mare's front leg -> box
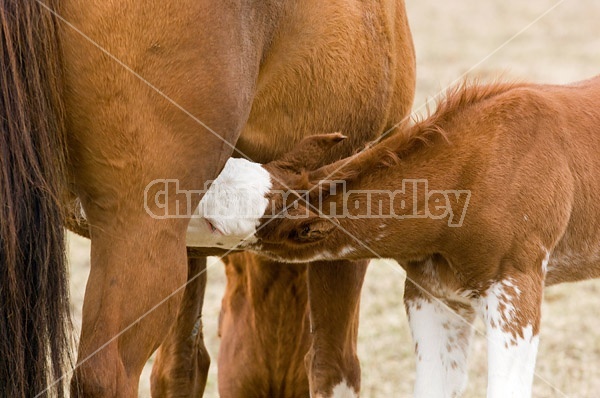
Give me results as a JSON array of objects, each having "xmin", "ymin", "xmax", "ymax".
[
  {"xmin": 404, "ymin": 280, "xmax": 475, "ymax": 398},
  {"xmin": 306, "ymin": 260, "xmax": 368, "ymax": 398},
  {"xmin": 150, "ymin": 256, "xmax": 210, "ymax": 397},
  {"xmin": 477, "ymin": 268, "xmax": 544, "ymax": 398}
]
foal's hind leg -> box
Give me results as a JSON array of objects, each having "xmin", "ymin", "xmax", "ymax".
[
  {"xmin": 150, "ymin": 256, "xmax": 210, "ymax": 397},
  {"xmin": 404, "ymin": 281, "xmax": 475, "ymax": 398},
  {"xmin": 306, "ymin": 260, "xmax": 368, "ymax": 398}
]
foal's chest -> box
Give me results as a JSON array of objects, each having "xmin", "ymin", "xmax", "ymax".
[{"xmin": 403, "ymin": 256, "xmax": 476, "ymax": 304}]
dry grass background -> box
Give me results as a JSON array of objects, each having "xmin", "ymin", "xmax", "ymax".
[{"xmin": 68, "ymin": 0, "xmax": 600, "ymax": 396}]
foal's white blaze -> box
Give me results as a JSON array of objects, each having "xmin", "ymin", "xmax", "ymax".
[
  {"xmin": 480, "ymin": 280, "xmax": 539, "ymax": 398},
  {"xmin": 407, "ymin": 298, "xmax": 473, "ymax": 398},
  {"xmin": 186, "ymin": 158, "xmax": 271, "ymax": 249}
]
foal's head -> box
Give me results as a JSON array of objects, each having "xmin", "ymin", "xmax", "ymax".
[
  {"xmin": 196, "ymin": 134, "xmax": 348, "ymax": 254},
  {"xmin": 256, "ymin": 134, "xmax": 350, "ymax": 258}
]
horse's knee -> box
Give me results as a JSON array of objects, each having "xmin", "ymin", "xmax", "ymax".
[
  {"xmin": 151, "ymin": 349, "xmax": 210, "ymax": 397},
  {"xmin": 305, "ymin": 261, "xmax": 365, "ymax": 396},
  {"xmin": 304, "ymin": 343, "xmax": 361, "ymax": 398},
  {"xmin": 71, "ymin": 352, "xmax": 130, "ymax": 398},
  {"xmin": 194, "ymin": 329, "xmax": 211, "ymax": 378},
  {"xmin": 71, "ymin": 378, "xmax": 114, "ymax": 398},
  {"xmin": 151, "ymin": 255, "xmax": 210, "ymax": 397},
  {"xmin": 189, "ymin": 327, "xmax": 211, "ymax": 395},
  {"xmin": 151, "ymin": 324, "xmax": 211, "ymax": 397}
]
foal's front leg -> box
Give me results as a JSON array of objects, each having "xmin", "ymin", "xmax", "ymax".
[
  {"xmin": 477, "ymin": 272, "xmax": 544, "ymax": 398},
  {"xmin": 404, "ymin": 280, "xmax": 475, "ymax": 398}
]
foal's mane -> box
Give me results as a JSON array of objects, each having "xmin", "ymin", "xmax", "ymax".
[
  {"xmin": 393, "ymin": 79, "xmax": 525, "ymax": 155},
  {"xmin": 311, "ymin": 80, "xmax": 525, "ymax": 184}
]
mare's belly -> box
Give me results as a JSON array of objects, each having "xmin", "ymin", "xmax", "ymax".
[{"xmin": 235, "ymin": 1, "xmax": 404, "ymax": 163}]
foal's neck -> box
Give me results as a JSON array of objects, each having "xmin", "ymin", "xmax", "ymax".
[{"xmin": 317, "ymin": 133, "xmax": 465, "ymax": 261}]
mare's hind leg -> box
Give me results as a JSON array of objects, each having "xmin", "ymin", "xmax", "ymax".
[
  {"xmin": 150, "ymin": 256, "xmax": 210, "ymax": 397},
  {"xmin": 71, "ymin": 211, "xmax": 191, "ymax": 397},
  {"xmin": 306, "ymin": 260, "xmax": 368, "ymax": 398},
  {"xmin": 404, "ymin": 281, "xmax": 475, "ymax": 398},
  {"xmin": 69, "ymin": 117, "xmax": 244, "ymax": 397}
]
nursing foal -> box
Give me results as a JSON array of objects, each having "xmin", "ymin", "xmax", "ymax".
[{"xmin": 201, "ymin": 76, "xmax": 600, "ymax": 397}]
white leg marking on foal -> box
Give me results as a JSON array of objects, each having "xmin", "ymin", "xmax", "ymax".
[
  {"xmin": 480, "ymin": 280, "xmax": 539, "ymax": 398},
  {"xmin": 186, "ymin": 158, "xmax": 271, "ymax": 248},
  {"xmin": 407, "ymin": 298, "xmax": 473, "ymax": 398}
]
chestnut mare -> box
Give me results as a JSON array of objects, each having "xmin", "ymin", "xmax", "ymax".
[
  {"xmin": 1, "ymin": 0, "xmax": 414, "ymax": 396},
  {"xmin": 202, "ymin": 76, "xmax": 600, "ymax": 397}
]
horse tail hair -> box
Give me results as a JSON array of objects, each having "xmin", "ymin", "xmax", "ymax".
[{"xmin": 0, "ymin": 1, "xmax": 72, "ymax": 396}]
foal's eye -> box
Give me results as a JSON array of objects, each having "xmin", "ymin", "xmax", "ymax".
[{"xmin": 206, "ymin": 219, "xmax": 218, "ymax": 233}]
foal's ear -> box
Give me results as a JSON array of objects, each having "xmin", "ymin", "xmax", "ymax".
[
  {"xmin": 290, "ymin": 217, "xmax": 336, "ymax": 243},
  {"xmin": 276, "ymin": 133, "xmax": 347, "ymax": 171}
]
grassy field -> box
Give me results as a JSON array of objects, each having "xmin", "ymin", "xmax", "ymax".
[{"xmin": 68, "ymin": 0, "xmax": 600, "ymax": 396}]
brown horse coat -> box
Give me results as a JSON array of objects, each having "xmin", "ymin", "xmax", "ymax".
[
  {"xmin": 218, "ymin": 253, "xmax": 311, "ymax": 398},
  {"xmin": 0, "ymin": 0, "xmax": 415, "ymax": 397}
]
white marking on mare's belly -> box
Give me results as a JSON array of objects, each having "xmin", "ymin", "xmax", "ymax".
[{"xmin": 185, "ymin": 158, "xmax": 271, "ymax": 249}]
